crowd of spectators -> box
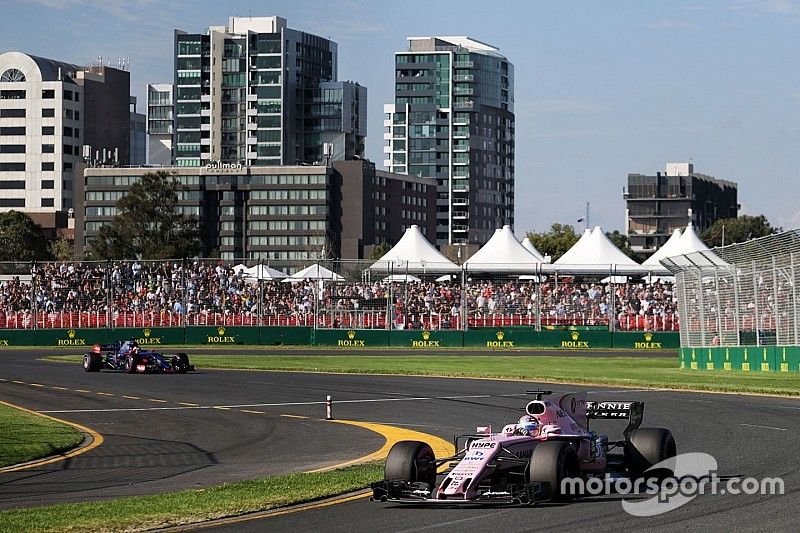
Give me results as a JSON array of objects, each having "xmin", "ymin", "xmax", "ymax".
[{"xmin": 0, "ymin": 261, "xmax": 679, "ymax": 330}]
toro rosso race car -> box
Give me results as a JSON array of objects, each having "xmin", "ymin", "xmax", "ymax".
[
  {"xmin": 82, "ymin": 339, "xmax": 195, "ymax": 374},
  {"xmin": 372, "ymin": 390, "xmax": 676, "ymax": 505}
]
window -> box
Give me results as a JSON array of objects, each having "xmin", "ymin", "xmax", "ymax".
[
  {"xmin": 42, "ymin": 144, "xmax": 55, "ymax": 153},
  {"xmin": 0, "ymin": 69, "xmax": 25, "ymax": 82},
  {"xmin": 0, "ymin": 90, "xmax": 25, "ymax": 99},
  {"xmin": 0, "ymin": 109, "xmax": 25, "ymax": 118},
  {"xmin": 42, "ymin": 126, "xmax": 54, "ymax": 135},
  {"xmin": 0, "ymin": 145, "xmax": 24, "ymax": 153},
  {"xmin": 42, "ymin": 89, "xmax": 55, "ymax": 99},
  {"xmin": 42, "ymin": 108, "xmax": 55, "ymax": 117},
  {"xmin": 63, "ymin": 126, "xmax": 73, "ymax": 137},
  {"xmin": 0, "ymin": 199, "xmax": 25, "ymax": 207},
  {"xmin": 63, "ymin": 90, "xmax": 72, "ymax": 101},
  {"xmin": 0, "ymin": 126, "xmax": 25, "ymax": 135},
  {"xmin": 41, "ymin": 198, "xmax": 54, "ymax": 207},
  {"xmin": 62, "ymin": 179, "xmax": 72, "ymax": 191},
  {"xmin": 0, "ymin": 181, "xmax": 25, "ymax": 189},
  {"xmin": 74, "ymin": 111, "xmax": 80, "ymax": 120},
  {"xmin": 64, "ymin": 162, "xmax": 73, "ymax": 170},
  {"xmin": 41, "ymin": 180, "xmax": 54, "ymax": 189},
  {"xmin": 0, "ymin": 163, "xmax": 24, "ymax": 171}
]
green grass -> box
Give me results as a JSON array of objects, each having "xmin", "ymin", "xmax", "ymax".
[
  {"xmin": 46, "ymin": 354, "xmax": 800, "ymax": 396},
  {"xmin": 0, "ymin": 463, "xmax": 382, "ymax": 533},
  {"xmin": 0, "ymin": 403, "xmax": 84, "ymax": 468}
]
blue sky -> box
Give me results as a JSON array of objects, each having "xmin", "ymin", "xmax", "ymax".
[{"xmin": 3, "ymin": 0, "xmax": 799, "ymax": 234}]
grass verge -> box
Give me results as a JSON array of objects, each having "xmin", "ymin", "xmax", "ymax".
[
  {"xmin": 45, "ymin": 354, "xmax": 800, "ymax": 396},
  {"xmin": 0, "ymin": 463, "xmax": 381, "ymax": 533},
  {"xmin": 0, "ymin": 402, "xmax": 83, "ymax": 468}
]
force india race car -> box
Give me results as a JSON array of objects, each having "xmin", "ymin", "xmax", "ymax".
[
  {"xmin": 82, "ymin": 339, "xmax": 195, "ymax": 374},
  {"xmin": 372, "ymin": 390, "xmax": 676, "ymax": 505}
]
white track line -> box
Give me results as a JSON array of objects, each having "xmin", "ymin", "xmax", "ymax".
[
  {"xmin": 738, "ymin": 423, "xmax": 788, "ymax": 431},
  {"xmin": 38, "ymin": 394, "xmax": 491, "ymax": 414}
]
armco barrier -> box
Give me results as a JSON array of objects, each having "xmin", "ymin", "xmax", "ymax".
[
  {"xmin": 113, "ymin": 327, "xmax": 185, "ymax": 347},
  {"xmin": 463, "ymin": 328, "xmax": 538, "ymax": 349},
  {"xmin": 185, "ymin": 326, "xmax": 260, "ymax": 345},
  {"xmin": 538, "ymin": 329, "xmax": 613, "ymax": 349},
  {"xmin": 390, "ymin": 329, "xmax": 463, "ymax": 348},
  {"xmin": 312, "ymin": 328, "xmax": 390, "ymax": 347},
  {"xmin": 262, "ymin": 326, "xmax": 312, "ymax": 345},
  {"xmin": 612, "ymin": 331, "xmax": 680, "ymax": 350}
]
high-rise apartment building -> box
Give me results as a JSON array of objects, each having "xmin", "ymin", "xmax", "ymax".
[
  {"xmin": 0, "ymin": 51, "xmax": 132, "ymax": 236},
  {"xmin": 146, "ymin": 83, "xmax": 173, "ymax": 165},
  {"xmin": 625, "ymin": 163, "xmax": 739, "ymax": 254},
  {"xmin": 384, "ymin": 36, "xmax": 514, "ymax": 246},
  {"xmin": 171, "ymin": 16, "xmax": 366, "ymax": 168}
]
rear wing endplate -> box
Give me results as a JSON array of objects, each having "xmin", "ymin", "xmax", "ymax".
[{"xmin": 586, "ymin": 401, "xmax": 644, "ymax": 440}]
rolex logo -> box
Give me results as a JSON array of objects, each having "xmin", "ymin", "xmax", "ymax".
[
  {"xmin": 68, "ymin": 329, "xmax": 76, "ymax": 339},
  {"xmin": 422, "ymin": 331, "xmax": 431, "ymax": 341},
  {"xmin": 143, "ymin": 328, "xmax": 152, "ymax": 338},
  {"xmin": 570, "ymin": 331, "xmax": 579, "ymax": 341},
  {"xmin": 496, "ymin": 331, "xmax": 505, "ymax": 341},
  {"xmin": 347, "ymin": 330, "xmax": 356, "ymax": 340},
  {"xmin": 217, "ymin": 327, "xmax": 225, "ymax": 335},
  {"xmin": 644, "ymin": 332, "xmax": 653, "ymax": 342}
]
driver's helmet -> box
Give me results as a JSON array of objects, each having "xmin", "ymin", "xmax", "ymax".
[
  {"xmin": 517, "ymin": 415, "xmax": 540, "ymax": 436},
  {"xmin": 128, "ymin": 339, "xmax": 139, "ymax": 352}
]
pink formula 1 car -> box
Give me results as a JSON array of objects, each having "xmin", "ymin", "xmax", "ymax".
[{"xmin": 371, "ymin": 391, "xmax": 676, "ymax": 505}]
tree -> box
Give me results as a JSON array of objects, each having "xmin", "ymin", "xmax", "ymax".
[
  {"xmin": 0, "ymin": 211, "xmax": 53, "ymax": 261},
  {"xmin": 90, "ymin": 171, "xmax": 200, "ymax": 260},
  {"xmin": 701, "ymin": 215, "xmax": 777, "ymax": 248},
  {"xmin": 605, "ymin": 230, "xmax": 640, "ymax": 261},
  {"xmin": 526, "ymin": 223, "xmax": 581, "ymax": 262},
  {"xmin": 367, "ymin": 242, "xmax": 391, "ymax": 261},
  {"xmin": 50, "ymin": 235, "xmax": 75, "ymax": 261}
]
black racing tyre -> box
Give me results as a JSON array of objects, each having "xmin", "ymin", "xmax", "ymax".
[
  {"xmin": 384, "ymin": 440, "xmax": 437, "ymax": 489},
  {"xmin": 527, "ymin": 441, "xmax": 581, "ymax": 500},
  {"xmin": 177, "ymin": 353, "xmax": 190, "ymax": 373},
  {"xmin": 83, "ymin": 353, "xmax": 102, "ymax": 372},
  {"xmin": 624, "ymin": 428, "xmax": 677, "ymax": 478},
  {"xmin": 124, "ymin": 354, "xmax": 137, "ymax": 374}
]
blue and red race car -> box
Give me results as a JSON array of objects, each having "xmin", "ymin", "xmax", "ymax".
[{"xmin": 83, "ymin": 339, "xmax": 195, "ymax": 374}]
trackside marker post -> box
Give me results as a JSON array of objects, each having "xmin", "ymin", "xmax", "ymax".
[{"xmin": 326, "ymin": 395, "xmax": 333, "ymax": 420}]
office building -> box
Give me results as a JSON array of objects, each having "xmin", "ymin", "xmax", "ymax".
[
  {"xmin": 384, "ymin": 36, "xmax": 515, "ymax": 247},
  {"xmin": 625, "ymin": 163, "xmax": 739, "ymax": 254},
  {"xmin": 146, "ymin": 83, "xmax": 173, "ymax": 165},
  {"xmin": 130, "ymin": 96, "xmax": 146, "ymax": 165},
  {"xmin": 172, "ymin": 16, "xmax": 366, "ymax": 168},
  {"xmin": 0, "ymin": 51, "xmax": 132, "ymax": 236},
  {"xmin": 77, "ymin": 160, "xmax": 435, "ymax": 269}
]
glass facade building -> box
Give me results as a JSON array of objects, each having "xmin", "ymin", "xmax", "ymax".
[
  {"xmin": 384, "ymin": 36, "xmax": 514, "ymax": 246},
  {"xmin": 171, "ymin": 16, "xmax": 365, "ymax": 168}
]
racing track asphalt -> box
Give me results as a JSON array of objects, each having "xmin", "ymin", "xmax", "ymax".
[{"xmin": 1, "ymin": 347, "xmax": 798, "ymax": 533}]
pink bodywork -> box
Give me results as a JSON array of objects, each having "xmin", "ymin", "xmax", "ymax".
[{"xmin": 437, "ymin": 393, "xmax": 607, "ymax": 500}]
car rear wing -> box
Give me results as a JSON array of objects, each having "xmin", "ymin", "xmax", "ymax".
[{"xmin": 586, "ymin": 401, "xmax": 644, "ymax": 440}]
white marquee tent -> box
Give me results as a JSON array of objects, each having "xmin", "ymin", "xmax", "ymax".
[
  {"xmin": 243, "ymin": 264, "xmax": 287, "ymax": 280},
  {"xmin": 551, "ymin": 226, "xmax": 641, "ymax": 274},
  {"xmin": 643, "ymin": 228, "xmax": 684, "ymax": 266},
  {"xmin": 464, "ymin": 225, "xmax": 545, "ymax": 272},
  {"xmin": 283, "ymin": 263, "xmax": 344, "ymax": 282},
  {"xmin": 520, "ymin": 237, "xmax": 546, "ymax": 262},
  {"xmin": 369, "ymin": 224, "xmax": 459, "ymax": 274}
]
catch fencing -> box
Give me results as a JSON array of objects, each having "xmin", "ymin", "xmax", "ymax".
[{"xmin": 662, "ymin": 229, "xmax": 800, "ymax": 347}]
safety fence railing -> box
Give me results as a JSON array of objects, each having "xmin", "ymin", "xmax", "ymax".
[
  {"xmin": 662, "ymin": 228, "xmax": 800, "ymax": 347},
  {"xmin": 0, "ymin": 259, "xmax": 680, "ymax": 332}
]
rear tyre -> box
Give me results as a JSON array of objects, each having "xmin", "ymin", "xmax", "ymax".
[
  {"xmin": 624, "ymin": 428, "xmax": 676, "ymax": 479},
  {"xmin": 177, "ymin": 353, "xmax": 190, "ymax": 373},
  {"xmin": 384, "ymin": 440, "xmax": 437, "ymax": 490},
  {"xmin": 528, "ymin": 441, "xmax": 580, "ymax": 500},
  {"xmin": 83, "ymin": 353, "xmax": 102, "ymax": 372},
  {"xmin": 124, "ymin": 354, "xmax": 137, "ymax": 374}
]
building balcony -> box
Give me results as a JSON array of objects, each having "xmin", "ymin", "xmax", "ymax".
[
  {"xmin": 454, "ymin": 74, "xmax": 474, "ymax": 82},
  {"xmin": 247, "ymin": 136, "xmax": 257, "ymax": 144},
  {"xmin": 452, "ymin": 185, "xmax": 469, "ymax": 193},
  {"xmin": 453, "ymin": 225, "xmax": 469, "ymax": 233},
  {"xmin": 200, "ymin": 109, "xmax": 211, "ymax": 117},
  {"xmin": 453, "ymin": 101, "xmax": 474, "ymax": 110},
  {"xmin": 247, "ymin": 108, "xmax": 258, "ymax": 116},
  {"xmin": 200, "ymin": 94, "xmax": 211, "ymax": 103},
  {"xmin": 200, "ymin": 138, "xmax": 211, "ymax": 145},
  {"xmin": 383, "ymin": 158, "xmax": 392, "ymax": 167},
  {"xmin": 453, "ymin": 87, "xmax": 473, "ymax": 96},
  {"xmin": 453, "ymin": 211, "xmax": 468, "ymax": 219},
  {"xmin": 200, "ymin": 123, "xmax": 211, "ymax": 131},
  {"xmin": 454, "ymin": 61, "xmax": 474, "ymax": 68},
  {"xmin": 247, "ymin": 93, "xmax": 258, "ymax": 102}
]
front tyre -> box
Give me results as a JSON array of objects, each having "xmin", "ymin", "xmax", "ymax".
[
  {"xmin": 624, "ymin": 428, "xmax": 676, "ymax": 478},
  {"xmin": 123, "ymin": 355, "xmax": 137, "ymax": 374},
  {"xmin": 384, "ymin": 440, "xmax": 437, "ymax": 490},
  {"xmin": 528, "ymin": 441, "xmax": 580, "ymax": 500}
]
